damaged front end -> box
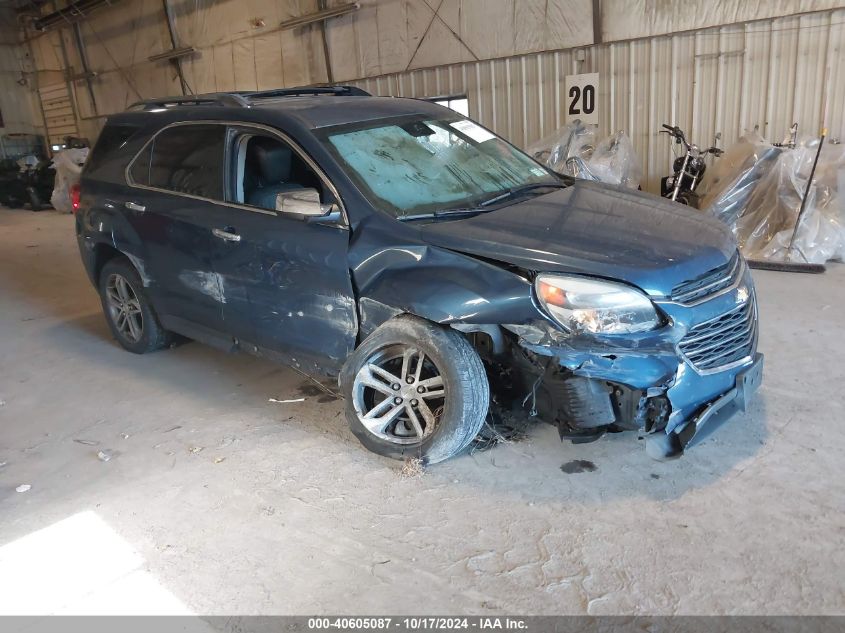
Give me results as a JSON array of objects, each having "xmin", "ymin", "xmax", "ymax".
[
  {"xmin": 350, "ymin": 185, "xmax": 763, "ymax": 461},
  {"xmin": 469, "ymin": 319, "xmax": 679, "ymax": 455},
  {"xmin": 464, "ymin": 258, "xmax": 763, "ymax": 460}
]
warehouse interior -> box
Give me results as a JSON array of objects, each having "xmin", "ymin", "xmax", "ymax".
[{"xmin": 1, "ymin": 0, "xmax": 844, "ymax": 621}]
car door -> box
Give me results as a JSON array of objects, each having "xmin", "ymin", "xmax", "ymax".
[
  {"xmin": 123, "ymin": 122, "xmax": 230, "ymax": 337},
  {"xmin": 210, "ymin": 124, "xmax": 357, "ymax": 373}
]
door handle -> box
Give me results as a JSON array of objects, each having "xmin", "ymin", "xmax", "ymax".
[
  {"xmin": 212, "ymin": 227, "xmax": 241, "ymax": 242},
  {"xmin": 124, "ymin": 201, "xmax": 145, "ymax": 212}
]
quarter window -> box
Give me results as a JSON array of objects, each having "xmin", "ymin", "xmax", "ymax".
[
  {"xmin": 129, "ymin": 143, "xmax": 152, "ymax": 186},
  {"xmin": 86, "ymin": 124, "xmax": 141, "ymax": 175}
]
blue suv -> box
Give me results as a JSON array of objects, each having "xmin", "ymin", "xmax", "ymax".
[{"xmin": 75, "ymin": 86, "xmax": 763, "ymax": 463}]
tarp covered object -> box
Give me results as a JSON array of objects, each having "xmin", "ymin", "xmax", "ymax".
[
  {"xmin": 526, "ymin": 121, "xmax": 642, "ymax": 189},
  {"xmin": 50, "ymin": 148, "xmax": 88, "ymax": 213},
  {"xmin": 698, "ymin": 134, "xmax": 845, "ymax": 264},
  {"xmin": 587, "ymin": 131, "xmax": 642, "ymax": 190}
]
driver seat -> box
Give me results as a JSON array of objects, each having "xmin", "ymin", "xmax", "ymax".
[{"xmin": 246, "ymin": 138, "xmax": 305, "ymax": 210}]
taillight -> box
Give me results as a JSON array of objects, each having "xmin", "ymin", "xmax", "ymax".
[{"xmin": 70, "ymin": 183, "xmax": 81, "ymax": 213}]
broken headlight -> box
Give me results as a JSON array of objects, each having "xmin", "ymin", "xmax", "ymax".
[{"xmin": 535, "ymin": 274, "xmax": 660, "ymax": 335}]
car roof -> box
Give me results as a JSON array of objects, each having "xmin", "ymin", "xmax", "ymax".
[
  {"xmin": 109, "ymin": 92, "xmax": 451, "ymax": 131},
  {"xmin": 249, "ymin": 95, "xmax": 448, "ymax": 128}
]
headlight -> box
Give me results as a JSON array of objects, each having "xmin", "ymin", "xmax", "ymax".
[{"xmin": 535, "ymin": 274, "xmax": 660, "ymax": 334}]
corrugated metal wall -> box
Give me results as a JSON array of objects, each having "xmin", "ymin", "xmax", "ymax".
[
  {"xmin": 351, "ymin": 9, "xmax": 845, "ymax": 193},
  {"xmin": 12, "ymin": 2, "xmax": 845, "ymax": 193}
]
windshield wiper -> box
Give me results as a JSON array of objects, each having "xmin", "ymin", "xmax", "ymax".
[
  {"xmin": 478, "ymin": 182, "xmax": 567, "ymax": 207},
  {"xmin": 398, "ymin": 183, "xmax": 568, "ymax": 221},
  {"xmin": 399, "ymin": 207, "xmax": 486, "ymax": 221}
]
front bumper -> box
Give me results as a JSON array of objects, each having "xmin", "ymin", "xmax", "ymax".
[
  {"xmin": 671, "ymin": 351, "xmax": 763, "ymax": 448},
  {"xmin": 503, "ymin": 266, "xmax": 761, "ymax": 455}
]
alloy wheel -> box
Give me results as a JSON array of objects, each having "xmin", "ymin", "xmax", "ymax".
[
  {"xmin": 105, "ymin": 273, "xmax": 144, "ymax": 343},
  {"xmin": 352, "ymin": 345, "xmax": 446, "ymax": 444}
]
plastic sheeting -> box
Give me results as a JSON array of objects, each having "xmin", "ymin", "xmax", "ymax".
[
  {"xmin": 698, "ymin": 135, "xmax": 845, "ymax": 264},
  {"xmin": 587, "ymin": 131, "xmax": 643, "ymax": 189},
  {"xmin": 50, "ymin": 148, "xmax": 88, "ymax": 213},
  {"xmin": 526, "ymin": 120, "xmax": 595, "ymax": 176},
  {"xmin": 526, "ymin": 121, "xmax": 642, "ymax": 189},
  {"xmin": 17, "ymin": 155, "xmax": 40, "ymax": 170}
]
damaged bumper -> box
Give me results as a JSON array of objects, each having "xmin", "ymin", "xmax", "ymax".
[
  {"xmin": 672, "ymin": 352, "xmax": 763, "ymax": 447},
  {"xmin": 501, "ymin": 274, "xmax": 762, "ymax": 457}
]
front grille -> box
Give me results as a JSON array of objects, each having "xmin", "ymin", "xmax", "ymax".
[
  {"xmin": 678, "ymin": 297, "xmax": 757, "ymax": 372},
  {"xmin": 670, "ymin": 252, "xmax": 741, "ymax": 305}
]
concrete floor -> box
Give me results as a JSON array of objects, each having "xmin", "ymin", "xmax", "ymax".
[{"xmin": 0, "ymin": 208, "xmax": 843, "ymax": 616}]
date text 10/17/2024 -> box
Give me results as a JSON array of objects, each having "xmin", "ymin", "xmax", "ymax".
[{"xmin": 307, "ymin": 617, "xmax": 529, "ymax": 631}]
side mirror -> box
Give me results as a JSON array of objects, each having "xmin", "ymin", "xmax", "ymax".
[
  {"xmin": 306, "ymin": 207, "xmax": 344, "ymax": 226},
  {"xmin": 275, "ymin": 188, "xmax": 333, "ymax": 216}
]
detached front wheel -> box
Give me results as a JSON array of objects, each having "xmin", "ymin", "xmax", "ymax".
[{"xmin": 340, "ymin": 316, "xmax": 489, "ymax": 464}]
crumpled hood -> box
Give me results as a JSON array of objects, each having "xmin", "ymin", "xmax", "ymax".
[{"xmin": 417, "ymin": 181, "xmax": 737, "ymax": 296}]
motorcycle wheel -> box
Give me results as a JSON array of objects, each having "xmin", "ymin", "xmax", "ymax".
[{"xmin": 675, "ymin": 191, "xmax": 700, "ymax": 208}]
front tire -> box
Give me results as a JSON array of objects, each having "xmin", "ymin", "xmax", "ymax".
[
  {"xmin": 99, "ymin": 257, "xmax": 172, "ymax": 354},
  {"xmin": 340, "ymin": 316, "xmax": 490, "ymax": 464}
]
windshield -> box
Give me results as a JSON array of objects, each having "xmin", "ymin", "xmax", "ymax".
[{"xmin": 322, "ymin": 116, "xmax": 557, "ymax": 217}]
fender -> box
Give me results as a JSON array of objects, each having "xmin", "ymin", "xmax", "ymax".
[
  {"xmin": 76, "ymin": 191, "xmax": 155, "ymax": 290},
  {"xmin": 350, "ymin": 241, "xmax": 539, "ymax": 338}
]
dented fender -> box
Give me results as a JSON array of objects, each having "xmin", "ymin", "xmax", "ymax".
[
  {"xmin": 76, "ymin": 191, "xmax": 153, "ymax": 288},
  {"xmin": 350, "ymin": 236, "xmax": 539, "ymax": 338},
  {"xmin": 503, "ymin": 319, "xmax": 681, "ymax": 390}
]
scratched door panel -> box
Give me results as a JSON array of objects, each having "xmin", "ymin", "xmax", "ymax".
[
  {"xmin": 118, "ymin": 190, "xmax": 227, "ymax": 331},
  {"xmin": 213, "ymin": 208, "xmax": 357, "ymax": 374}
]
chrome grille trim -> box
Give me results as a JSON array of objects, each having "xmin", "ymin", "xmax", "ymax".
[
  {"xmin": 678, "ymin": 296, "xmax": 758, "ymax": 374},
  {"xmin": 670, "ymin": 253, "xmax": 742, "ymax": 306}
]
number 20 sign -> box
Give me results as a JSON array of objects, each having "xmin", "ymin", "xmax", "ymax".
[{"xmin": 565, "ymin": 73, "xmax": 599, "ymax": 125}]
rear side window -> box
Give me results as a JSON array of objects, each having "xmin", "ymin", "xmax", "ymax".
[
  {"xmin": 85, "ymin": 124, "xmax": 141, "ymax": 174},
  {"xmin": 129, "ymin": 143, "xmax": 152, "ymax": 185},
  {"xmin": 131, "ymin": 124, "xmax": 226, "ymax": 200}
]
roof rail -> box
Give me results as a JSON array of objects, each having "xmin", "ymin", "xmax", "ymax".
[
  {"xmin": 237, "ymin": 85, "xmax": 371, "ymax": 100},
  {"xmin": 127, "ymin": 93, "xmax": 251, "ymax": 111},
  {"xmin": 126, "ymin": 85, "xmax": 370, "ymax": 112}
]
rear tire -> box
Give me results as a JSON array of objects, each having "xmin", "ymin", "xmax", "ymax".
[
  {"xmin": 340, "ymin": 315, "xmax": 489, "ymax": 464},
  {"xmin": 99, "ymin": 257, "xmax": 172, "ymax": 354}
]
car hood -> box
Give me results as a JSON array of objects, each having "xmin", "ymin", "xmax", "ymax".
[{"xmin": 416, "ymin": 181, "xmax": 737, "ymax": 297}]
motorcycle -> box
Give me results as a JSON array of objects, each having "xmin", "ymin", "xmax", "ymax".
[{"xmin": 659, "ymin": 123, "xmax": 722, "ymax": 206}]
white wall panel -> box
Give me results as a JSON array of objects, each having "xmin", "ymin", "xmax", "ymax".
[
  {"xmin": 767, "ymin": 16, "xmax": 800, "ymax": 143},
  {"xmin": 603, "ymin": 0, "xmax": 845, "ymax": 41},
  {"xmin": 352, "ymin": 8, "xmax": 845, "ymax": 193},
  {"xmin": 794, "ymin": 12, "xmax": 831, "ymax": 136},
  {"xmin": 11, "ymin": 0, "xmax": 845, "ymax": 189},
  {"xmin": 342, "ymin": 0, "xmax": 596, "ymax": 71},
  {"xmin": 824, "ymin": 11, "xmax": 845, "ymax": 133}
]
